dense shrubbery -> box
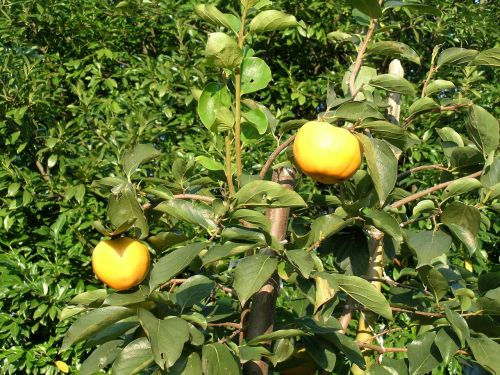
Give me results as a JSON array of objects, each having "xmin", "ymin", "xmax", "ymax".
[{"xmin": 0, "ymin": 0, "xmax": 498, "ymax": 374}]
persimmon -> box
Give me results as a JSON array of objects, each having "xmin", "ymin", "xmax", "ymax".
[
  {"xmin": 293, "ymin": 121, "xmax": 362, "ymax": 184},
  {"xmin": 92, "ymin": 237, "xmax": 150, "ymax": 291}
]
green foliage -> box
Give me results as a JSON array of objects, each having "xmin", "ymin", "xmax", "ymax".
[{"xmin": 1, "ymin": 0, "xmax": 499, "ymax": 374}]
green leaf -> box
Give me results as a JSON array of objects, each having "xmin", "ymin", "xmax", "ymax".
[
  {"xmin": 233, "ymin": 254, "xmax": 278, "ymax": 306},
  {"xmin": 328, "ymin": 31, "xmax": 358, "ymax": 44},
  {"xmin": 442, "ymin": 177, "xmax": 482, "ymax": 200},
  {"xmin": 243, "ymin": 108, "xmax": 268, "ymax": 135},
  {"xmin": 164, "ymin": 352, "xmax": 203, "ymax": 375},
  {"xmin": 154, "ymin": 199, "xmax": 216, "ymax": 231},
  {"xmin": 441, "ymin": 202, "xmax": 480, "ymax": 255},
  {"xmin": 138, "ymin": 309, "xmax": 190, "ymax": 369},
  {"xmin": 361, "ymin": 121, "xmax": 408, "ymax": 150},
  {"xmin": 420, "ymin": 267, "xmax": 449, "ymax": 301},
  {"xmin": 111, "ymin": 337, "xmax": 154, "ymax": 375},
  {"xmin": 202, "ymin": 241, "xmax": 256, "ymax": 265},
  {"xmin": 445, "ymin": 308, "xmax": 470, "ymax": 347},
  {"xmin": 202, "ymin": 343, "xmax": 241, "ymax": 375},
  {"xmin": 108, "ymin": 183, "xmax": 149, "ymax": 238},
  {"xmin": 357, "ymin": 134, "xmax": 398, "ymax": 206},
  {"xmin": 329, "ymin": 331, "xmax": 365, "ymax": 369},
  {"xmin": 407, "ymin": 97, "xmax": 438, "ymax": 117},
  {"xmin": 307, "ymin": 214, "xmax": 350, "ymax": 246},
  {"xmin": 248, "ymin": 329, "xmax": 306, "ymax": 345},
  {"xmin": 70, "ymin": 289, "xmax": 108, "ymax": 306},
  {"xmin": 470, "ymin": 47, "xmax": 500, "ymax": 67},
  {"xmin": 175, "ymin": 275, "xmax": 215, "ymax": 310},
  {"xmin": 436, "ymin": 126, "xmax": 464, "ymax": 147},
  {"xmin": 122, "ymin": 144, "xmax": 161, "ymax": 177},
  {"xmin": 205, "ymin": 32, "xmax": 242, "ymax": 69},
  {"xmin": 407, "ymin": 331, "xmax": 442, "ymax": 375},
  {"xmin": 103, "ymin": 289, "xmax": 148, "ymax": 306},
  {"xmin": 332, "ymin": 101, "xmax": 384, "ymax": 122},
  {"xmin": 240, "ymin": 57, "xmax": 272, "ymax": 95},
  {"xmin": 437, "ymin": 48, "xmax": 479, "ymax": 67},
  {"xmin": 406, "ymin": 230, "xmax": 452, "ymax": 268},
  {"xmin": 467, "ymin": 334, "xmax": 500, "ymax": 374},
  {"xmin": 348, "ymin": 0, "xmax": 382, "ymax": 18},
  {"xmin": 362, "ymin": 208, "xmax": 403, "ymax": 244},
  {"xmin": 197, "ymin": 83, "xmax": 231, "ymax": 131},
  {"xmin": 425, "ymin": 80, "xmax": 455, "ymax": 96},
  {"xmin": 286, "ymin": 250, "xmax": 315, "ymax": 278},
  {"xmin": 221, "ymin": 226, "xmax": 268, "ymax": 246},
  {"xmin": 194, "ymin": 4, "xmax": 241, "ymax": 34},
  {"xmin": 233, "ymin": 180, "xmax": 306, "ymax": 208},
  {"xmin": 149, "ymin": 242, "xmax": 207, "ymax": 291},
  {"xmin": 383, "ymin": 1, "xmax": 441, "ymax": 16},
  {"xmin": 80, "ymin": 340, "xmax": 123, "ymax": 375},
  {"xmin": 313, "ymin": 272, "xmax": 337, "ymax": 312},
  {"xmin": 467, "ymin": 105, "xmax": 499, "ymax": 161},
  {"xmin": 434, "ymin": 327, "xmax": 460, "ymax": 364},
  {"xmin": 148, "ymin": 231, "xmax": 190, "ymax": 252},
  {"xmin": 230, "ymin": 209, "xmax": 271, "ymax": 232},
  {"xmin": 368, "ymin": 41, "xmax": 421, "ymax": 64},
  {"xmin": 61, "ymin": 307, "xmax": 134, "ymax": 351},
  {"xmin": 249, "ymin": 10, "xmax": 298, "ymax": 33},
  {"xmin": 195, "ymin": 156, "xmax": 225, "ymax": 171},
  {"xmin": 303, "ymin": 337, "xmax": 337, "ymax": 371},
  {"xmin": 330, "ymin": 274, "xmax": 392, "ymax": 320},
  {"xmin": 369, "ymin": 74, "xmax": 416, "ymax": 96},
  {"xmin": 366, "ymin": 365, "xmax": 399, "ymax": 375}
]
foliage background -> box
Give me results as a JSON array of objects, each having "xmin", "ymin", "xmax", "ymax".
[{"xmin": 0, "ymin": 0, "xmax": 498, "ymax": 373}]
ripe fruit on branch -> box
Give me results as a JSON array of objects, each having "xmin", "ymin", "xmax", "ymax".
[
  {"xmin": 92, "ymin": 237, "xmax": 150, "ymax": 291},
  {"xmin": 293, "ymin": 121, "xmax": 362, "ymax": 184}
]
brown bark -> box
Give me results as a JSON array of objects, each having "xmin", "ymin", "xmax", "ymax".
[{"xmin": 243, "ymin": 167, "xmax": 295, "ymax": 375}]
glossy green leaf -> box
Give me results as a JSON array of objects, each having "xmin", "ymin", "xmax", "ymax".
[
  {"xmin": 330, "ymin": 274, "xmax": 392, "ymax": 320},
  {"xmin": 205, "ymin": 32, "xmax": 242, "ymax": 69},
  {"xmin": 407, "ymin": 331, "xmax": 442, "ymax": 375},
  {"xmin": 425, "ymin": 80, "xmax": 455, "ymax": 96},
  {"xmin": 154, "ymin": 199, "xmax": 216, "ymax": 231},
  {"xmin": 467, "ymin": 334, "xmax": 500, "ymax": 374},
  {"xmin": 437, "ymin": 47, "xmax": 479, "ymax": 67},
  {"xmin": 442, "ymin": 177, "xmax": 482, "ymax": 200},
  {"xmin": 61, "ymin": 307, "xmax": 134, "ymax": 350},
  {"xmin": 122, "ymin": 143, "xmax": 161, "ymax": 177},
  {"xmin": 332, "ymin": 101, "xmax": 384, "ymax": 122},
  {"xmin": 202, "ymin": 343, "xmax": 241, "ymax": 375},
  {"xmin": 248, "ymin": 329, "xmax": 306, "ymax": 345},
  {"xmin": 234, "ymin": 254, "xmax": 278, "ymax": 306},
  {"xmin": 249, "ymin": 10, "xmax": 298, "ymax": 33},
  {"xmin": 361, "ymin": 121, "xmax": 408, "ymax": 150},
  {"xmin": 108, "ymin": 183, "xmax": 148, "ymax": 239},
  {"xmin": 435, "ymin": 327, "xmax": 460, "ymax": 364},
  {"xmin": 383, "ymin": 1, "xmax": 441, "ymax": 16},
  {"xmin": 470, "ymin": 47, "xmax": 500, "ymax": 67},
  {"xmin": 148, "ymin": 231, "xmax": 190, "ymax": 252},
  {"xmin": 202, "ymin": 241, "xmax": 256, "ymax": 264},
  {"xmin": 194, "ymin": 4, "xmax": 241, "ymax": 34},
  {"xmin": 307, "ymin": 214, "xmax": 350, "ymax": 246},
  {"xmin": 164, "ymin": 352, "xmax": 203, "ymax": 375},
  {"xmin": 233, "ymin": 180, "xmax": 306, "ymax": 208},
  {"xmin": 407, "ymin": 97, "xmax": 438, "ymax": 116},
  {"xmin": 149, "ymin": 242, "xmax": 207, "ymax": 291},
  {"xmin": 240, "ymin": 57, "xmax": 272, "ymax": 95},
  {"xmin": 406, "ymin": 230, "xmax": 452, "ymax": 268},
  {"xmin": 467, "ymin": 105, "xmax": 499, "ymax": 161},
  {"xmin": 366, "ymin": 365, "xmax": 399, "ymax": 375},
  {"xmin": 286, "ymin": 249, "xmax": 315, "ymax": 278},
  {"xmin": 369, "ymin": 74, "xmax": 416, "ymax": 96},
  {"xmin": 230, "ymin": 209, "xmax": 271, "ymax": 232},
  {"xmin": 445, "ymin": 308, "xmax": 470, "ymax": 347},
  {"xmin": 197, "ymin": 83, "xmax": 231, "ymax": 131},
  {"xmin": 348, "ymin": 0, "xmax": 382, "ymax": 18},
  {"xmin": 368, "ymin": 41, "xmax": 421, "ymax": 64},
  {"xmin": 362, "ymin": 208, "xmax": 403, "ymax": 244},
  {"xmin": 80, "ymin": 340, "xmax": 123, "ymax": 375},
  {"xmin": 441, "ymin": 202, "xmax": 480, "ymax": 255},
  {"xmin": 357, "ymin": 134, "xmax": 398, "ymax": 206},
  {"xmin": 243, "ymin": 108, "xmax": 268, "ymax": 135},
  {"xmin": 111, "ymin": 337, "xmax": 154, "ymax": 375},
  {"xmin": 175, "ymin": 275, "xmax": 215, "ymax": 310},
  {"xmin": 303, "ymin": 337, "xmax": 337, "ymax": 371},
  {"xmin": 138, "ymin": 309, "xmax": 190, "ymax": 369}
]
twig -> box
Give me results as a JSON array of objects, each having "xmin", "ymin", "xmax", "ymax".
[
  {"xmin": 225, "ymin": 135, "xmax": 236, "ymax": 196},
  {"xmin": 208, "ymin": 322, "xmax": 242, "ymax": 329},
  {"xmin": 36, "ymin": 160, "xmax": 50, "ymax": 182},
  {"xmin": 421, "ymin": 45, "xmax": 441, "ymax": 98},
  {"xmin": 259, "ymin": 135, "xmax": 296, "ymax": 180},
  {"xmin": 173, "ymin": 194, "xmax": 216, "ymax": 204},
  {"xmin": 397, "ymin": 164, "xmax": 449, "ymax": 180},
  {"xmin": 390, "ymin": 307, "xmax": 481, "ymax": 318},
  {"xmin": 348, "ymin": 19, "xmax": 378, "ymax": 97},
  {"xmin": 357, "ymin": 342, "xmax": 407, "ymax": 353},
  {"xmin": 390, "ymin": 170, "xmax": 482, "ymax": 209},
  {"xmin": 403, "ymin": 103, "xmax": 471, "ymax": 128},
  {"xmin": 306, "ymin": 237, "xmax": 324, "ymax": 253},
  {"xmin": 363, "ymin": 277, "xmax": 433, "ymax": 296}
]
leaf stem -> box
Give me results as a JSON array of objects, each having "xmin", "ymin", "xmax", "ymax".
[{"xmin": 259, "ymin": 134, "xmax": 296, "ymax": 179}]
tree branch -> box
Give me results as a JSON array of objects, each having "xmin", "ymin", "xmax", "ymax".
[
  {"xmin": 403, "ymin": 103, "xmax": 471, "ymax": 128},
  {"xmin": 397, "ymin": 164, "xmax": 449, "ymax": 180},
  {"xmin": 348, "ymin": 20, "xmax": 378, "ymax": 97},
  {"xmin": 259, "ymin": 135, "xmax": 296, "ymax": 180},
  {"xmin": 390, "ymin": 170, "xmax": 482, "ymax": 209}
]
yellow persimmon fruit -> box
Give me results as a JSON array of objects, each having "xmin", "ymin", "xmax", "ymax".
[
  {"xmin": 293, "ymin": 121, "xmax": 362, "ymax": 184},
  {"xmin": 92, "ymin": 237, "xmax": 150, "ymax": 291}
]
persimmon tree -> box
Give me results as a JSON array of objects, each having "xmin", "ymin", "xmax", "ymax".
[{"xmin": 56, "ymin": 1, "xmax": 500, "ymax": 374}]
